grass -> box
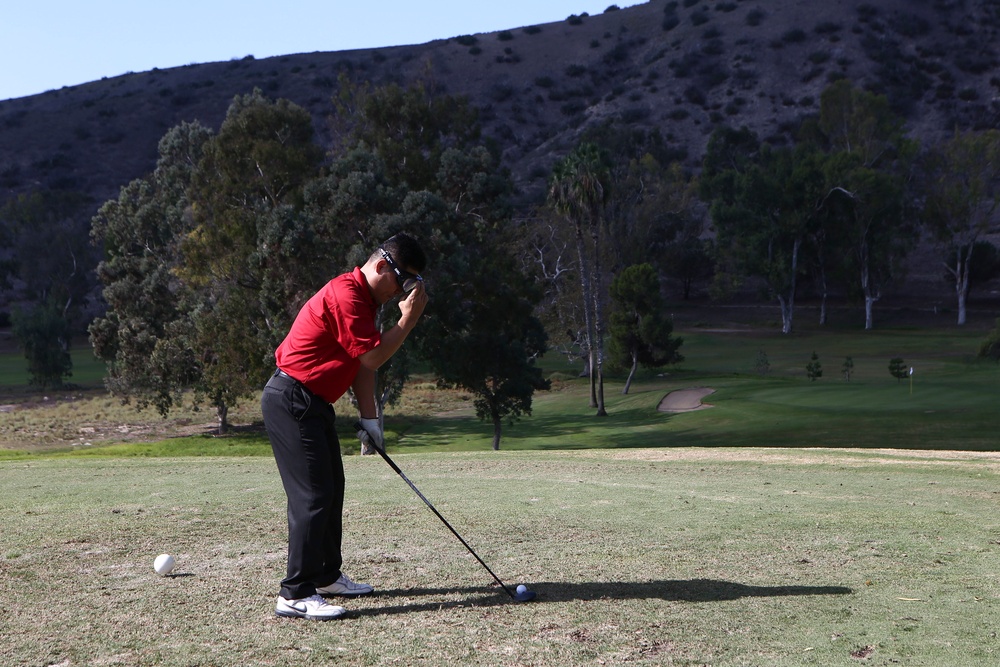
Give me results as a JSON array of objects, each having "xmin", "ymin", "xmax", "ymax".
[
  {"xmin": 1, "ymin": 449, "xmax": 998, "ymax": 665},
  {"xmin": 2, "ymin": 318, "xmax": 999, "ymax": 457},
  {"xmin": 1, "ymin": 315, "xmax": 999, "ymax": 663}
]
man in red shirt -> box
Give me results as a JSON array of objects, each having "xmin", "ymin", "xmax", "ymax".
[{"xmin": 262, "ymin": 233, "xmax": 428, "ymax": 621}]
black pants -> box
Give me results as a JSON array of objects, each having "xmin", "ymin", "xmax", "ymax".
[{"xmin": 261, "ymin": 370, "xmax": 344, "ymax": 600}]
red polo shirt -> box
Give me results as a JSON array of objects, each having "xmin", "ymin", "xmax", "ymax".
[{"xmin": 274, "ymin": 267, "xmax": 381, "ymax": 403}]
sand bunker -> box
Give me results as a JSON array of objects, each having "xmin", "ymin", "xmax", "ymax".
[{"xmin": 657, "ymin": 387, "xmax": 715, "ymax": 412}]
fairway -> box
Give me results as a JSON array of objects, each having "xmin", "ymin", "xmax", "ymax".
[{"xmin": 2, "ymin": 449, "xmax": 998, "ymax": 666}]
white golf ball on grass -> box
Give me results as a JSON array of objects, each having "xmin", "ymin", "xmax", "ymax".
[
  {"xmin": 153, "ymin": 553, "xmax": 176, "ymax": 575},
  {"xmin": 516, "ymin": 584, "xmax": 527, "ymax": 595}
]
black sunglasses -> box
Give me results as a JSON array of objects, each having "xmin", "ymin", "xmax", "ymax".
[{"xmin": 379, "ymin": 247, "xmax": 423, "ymax": 293}]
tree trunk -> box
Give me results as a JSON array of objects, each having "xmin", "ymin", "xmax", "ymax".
[
  {"xmin": 622, "ymin": 353, "xmax": 637, "ymax": 395},
  {"xmin": 491, "ymin": 410, "xmax": 502, "ymax": 451},
  {"xmin": 860, "ymin": 242, "xmax": 876, "ymax": 330},
  {"xmin": 216, "ymin": 402, "xmax": 229, "ymax": 435},
  {"xmin": 955, "ymin": 247, "xmax": 971, "ymax": 326},
  {"xmin": 592, "ymin": 221, "xmax": 607, "ymax": 417},
  {"xmin": 819, "ymin": 270, "xmax": 828, "ymax": 326},
  {"xmin": 778, "ymin": 295, "xmax": 793, "ymax": 335},
  {"xmin": 573, "ymin": 220, "xmax": 597, "ymax": 409}
]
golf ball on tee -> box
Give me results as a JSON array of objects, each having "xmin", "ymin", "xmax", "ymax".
[
  {"xmin": 516, "ymin": 584, "xmax": 527, "ymax": 595},
  {"xmin": 154, "ymin": 553, "xmax": 175, "ymax": 575}
]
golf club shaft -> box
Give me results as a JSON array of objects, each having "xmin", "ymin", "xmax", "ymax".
[{"xmin": 354, "ymin": 423, "xmax": 517, "ymax": 599}]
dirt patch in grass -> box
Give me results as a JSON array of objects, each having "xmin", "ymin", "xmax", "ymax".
[{"xmin": 574, "ymin": 446, "xmax": 1000, "ymax": 471}]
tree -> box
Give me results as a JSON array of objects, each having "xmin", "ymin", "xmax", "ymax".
[
  {"xmin": 842, "ymin": 356, "xmax": 854, "ymax": 381},
  {"xmin": 89, "ymin": 121, "xmax": 212, "ymax": 418},
  {"xmin": 701, "ymin": 128, "xmax": 827, "ymax": 333},
  {"xmin": 11, "ymin": 300, "xmax": 73, "ymax": 388},
  {"xmin": 333, "ymin": 76, "xmax": 481, "ymax": 192},
  {"xmin": 888, "ymin": 357, "xmax": 908, "ymax": 382},
  {"xmin": 922, "ymin": 130, "xmax": 1000, "ymax": 325},
  {"xmin": 817, "ymin": 81, "xmax": 917, "ymax": 330},
  {"xmin": 823, "ymin": 153, "xmax": 913, "ymax": 330},
  {"xmin": 181, "ymin": 91, "xmax": 324, "ymax": 430},
  {"xmin": 1, "ymin": 189, "xmax": 96, "ymax": 361},
  {"xmin": 608, "ymin": 264, "xmax": 683, "ymax": 394},
  {"xmin": 432, "ymin": 250, "xmax": 550, "ymax": 450},
  {"xmin": 806, "ymin": 351, "xmax": 823, "ymax": 381},
  {"xmin": 326, "ymin": 78, "xmax": 544, "ymax": 449},
  {"xmin": 548, "ymin": 143, "xmax": 611, "ymax": 415},
  {"xmin": 979, "ymin": 319, "xmax": 1000, "ymax": 363}
]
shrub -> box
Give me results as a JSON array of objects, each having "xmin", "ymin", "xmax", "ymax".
[
  {"xmin": 605, "ymin": 4, "xmax": 620, "ymax": 11},
  {"xmin": 754, "ymin": 350, "xmax": 770, "ymax": 375},
  {"xmin": 888, "ymin": 357, "xmax": 909, "ymax": 382},
  {"xmin": 662, "ymin": 14, "xmax": 681, "ymax": 31},
  {"xmin": 620, "ymin": 107, "xmax": 650, "ymax": 123},
  {"xmin": 806, "ymin": 352, "xmax": 823, "ymax": 381},
  {"xmin": 534, "ymin": 76, "xmax": 556, "ymax": 88},
  {"xmin": 456, "ymin": 35, "xmax": 478, "ymax": 46},
  {"xmin": 523, "ymin": 26, "xmax": 542, "ymax": 35},
  {"xmin": 498, "ymin": 30, "xmax": 514, "ymax": 41},
  {"xmin": 782, "ymin": 28, "xmax": 807, "ymax": 43},
  {"xmin": 469, "ymin": 47, "xmax": 482, "ymax": 56},
  {"xmin": 565, "ymin": 64, "xmax": 588, "ymax": 77},
  {"xmin": 691, "ymin": 10, "xmax": 710, "ymax": 25},
  {"xmin": 808, "ymin": 50, "xmax": 830, "ymax": 64},
  {"xmin": 746, "ymin": 9, "xmax": 765, "ymax": 26},
  {"xmin": 979, "ymin": 319, "xmax": 1000, "ymax": 362},
  {"xmin": 842, "ymin": 357, "xmax": 854, "ymax": 381},
  {"xmin": 567, "ymin": 14, "xmax": 584, "ymax": 25},
  {"xmin": 814, "ymin": 21, "xmax": 841, "ymax": 34},
  {"xmin": 703, "ymin": 39, "xmax": 725, "ymax": 56},
  {"xmin": 857, "ymin": 3, "xmax": 878, "ymax": 21},
  {"xmin": 684, "ymin": 85, "xmax": 707, "ymax": 105},
  {"xmin": 715, "ymin": 2, "xmax": 738, "ymax": 12}
]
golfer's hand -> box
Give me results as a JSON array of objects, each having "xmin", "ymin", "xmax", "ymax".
[
  {"xmin": 358, "ymin": 417, "xmax": 383, "ymax": 448},
  {"xmin": 398, "ymin": 280, "xmax": 428, "ymax": 325}
]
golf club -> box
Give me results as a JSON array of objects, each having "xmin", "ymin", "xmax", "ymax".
[{"xmin": 354, "ymin": 422, "xmax": 536, "ymax": 603}]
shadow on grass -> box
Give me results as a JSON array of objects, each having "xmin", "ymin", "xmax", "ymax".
[{"xmin": 349, "ymin": 579, "xmax": 852, "ymax": 617}]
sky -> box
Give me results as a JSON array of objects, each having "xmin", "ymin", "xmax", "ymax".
[{"xmin": 1, "ymin": 1, "xmax": 645, "ymax": 101}]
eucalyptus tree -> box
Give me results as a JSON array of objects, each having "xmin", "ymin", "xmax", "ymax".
[
  {"xmin": 817, "ymin": 81, "xmax": 917, "ymax": 330},
  {"xmin": 921, "ymin": 129, "xmax": 1000, "ymax": 325},
  {"xmin": 323, "ymin": 78, "xmax": 546, "ymax": 449},
  {"xmin": 2, "ymin": 188, "xmax": 96, "ymax": 386},
  {"xmin": 701, "ymin": 128, "xmax": 826, "ymax": 334},
  {"xmin": 89, "ymin": 121, "xmax": 212, "ymax": 415}
]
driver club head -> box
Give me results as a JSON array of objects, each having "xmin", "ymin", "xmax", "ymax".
[{"xmin": 512, "ymin": 585, "xmax": 537, "ymax": 602}]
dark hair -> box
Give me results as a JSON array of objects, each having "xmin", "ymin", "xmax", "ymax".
[{"xmin": 377, "ymin": 233, "xmax": 427, "ymax": 273}]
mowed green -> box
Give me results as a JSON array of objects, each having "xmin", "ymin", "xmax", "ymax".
[{"xmin": 2, "ymin": 449, "xmax": 998, "ymax": 666}]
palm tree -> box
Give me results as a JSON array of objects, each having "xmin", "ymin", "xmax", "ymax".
[{"xmin": 548, "ymin": 143, "xmax": 610, "ymax": 416}]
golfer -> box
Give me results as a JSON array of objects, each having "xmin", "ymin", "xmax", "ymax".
[{"xmin": 261, "ymin": 233, "xmax": 428, "ymax": 620}]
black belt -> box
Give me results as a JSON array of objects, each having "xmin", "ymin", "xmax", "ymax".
[{"xmin": 274, "ymin": 369, "xmax": 316, "ymax": 397}]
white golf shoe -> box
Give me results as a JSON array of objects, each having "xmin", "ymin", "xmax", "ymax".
[
  {"xmin": 275, "ymin": 594, "xmax": 346, "ymax": 620},
  {"xmin": 316, "ymin": 573, "xmax": 374, "ymax": 597}
]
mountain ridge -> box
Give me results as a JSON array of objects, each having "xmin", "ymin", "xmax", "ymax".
[{"xmin": 2, "ymin": 0, "xmax": 999, "ymax": 300}]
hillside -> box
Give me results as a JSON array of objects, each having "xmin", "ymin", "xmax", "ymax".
[{"xmin": 1, "ymin": 0, "xmax": 999, "ymax": 297}]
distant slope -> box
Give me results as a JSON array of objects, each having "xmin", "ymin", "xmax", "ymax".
[{"xmin": 1, "ymin": 0, "xmax": 998, "ymax": 294}]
